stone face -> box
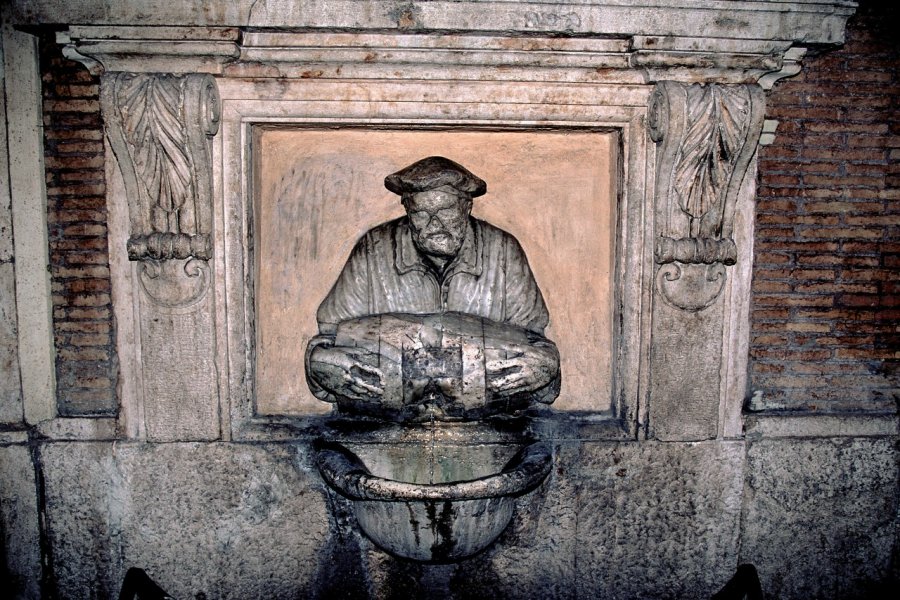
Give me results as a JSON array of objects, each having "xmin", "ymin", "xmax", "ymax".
[
  {"xmin": 740, "ymin": 437, "xmax": 899, "ymax": 600},
  {"xmin": 0, "ymin": 444, "xmax": 42, "ymax": 599},
  {"xmin": 575, "ymin": 441, "xmax": 746, "ymax": 600},
  {"xmin": 40, "ymin": 442, "xmax": 331, "ymax": 599}
]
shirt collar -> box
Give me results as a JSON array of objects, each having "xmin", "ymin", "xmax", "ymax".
[{"xmin": 395, "ymin": 218, "xmax": 482, "ymax": 277}]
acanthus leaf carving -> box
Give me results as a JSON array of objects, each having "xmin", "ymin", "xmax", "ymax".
[
  {"xmin": 674, "ymin": 85, "xmax": 752, "ymax": 238},
  {"xmin": 650, "ymin": 81, "xmax": 765, "ymax": 311},
  {"xmin": 102, "ymin": 73, "xmax": 220, "ymax": 262},
  {"xmin": 117, "ymin": 75, "xmax": 194, "ymax": 231}
]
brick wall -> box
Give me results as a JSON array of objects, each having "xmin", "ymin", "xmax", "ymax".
[
  {"xmin": 40, "ymin": 35, "xmax": 117, "ymax": 416},
  {"xmin": 750, "ymin": 1, "xmax": 899, "ymax": 412}
]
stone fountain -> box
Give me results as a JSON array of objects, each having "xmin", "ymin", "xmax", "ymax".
[{"xmin": 307, "ymin": 157, "xmax": 560, "ymax": 561}]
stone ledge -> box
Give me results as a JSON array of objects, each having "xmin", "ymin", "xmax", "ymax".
[
  {"xmin": 35, "ymin": 416, "xmax": 118, "ymax": 440},
  {"xmin": 232, "ymin": 412, "xmax": 633, "ymax": 443},
  {"xmin": 744, "ymin": 411, "xmax": 899, "ymax": 439}
]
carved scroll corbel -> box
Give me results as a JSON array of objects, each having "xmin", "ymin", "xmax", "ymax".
[
  {"xmin": 102, "ymin": 73, "xmax": 220, "ymax": 263},
  {"xmin": 649, "ymin": 81, "xmax": 765, "ymax": 311},
  {"xmin": 101, "ymin": 73, "xmax": 222, "ymax": 440}
]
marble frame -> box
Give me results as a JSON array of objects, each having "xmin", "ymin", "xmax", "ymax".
[
  {"xmin": 61, "ymin": 16, "xmax": 812, "ymax": 442},
  {"xmin": 213, "ymin": 79, "xmax": 654, "ymax": 440}
]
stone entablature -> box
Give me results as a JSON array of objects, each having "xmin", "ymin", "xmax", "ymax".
[
  {"xmin": 15, "ymin": 0, "xmax": 856, "ymax": 86},
  {"xmin": 54, "ymin": 16, "xmax": 846, "ymax": 88}
]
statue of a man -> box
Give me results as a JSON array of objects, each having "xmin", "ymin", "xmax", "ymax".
[{"xmin": 306, "ymin": 156, "xmax": 559, "ymax": 419}]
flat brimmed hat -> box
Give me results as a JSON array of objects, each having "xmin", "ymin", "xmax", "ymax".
[{"xmin": 385, "ymin": 156, "xmax": 487, "ymax": 197}]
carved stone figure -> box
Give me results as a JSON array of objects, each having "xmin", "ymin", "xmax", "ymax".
[{"xmin": 305, "ymin": 157, "xmax": 560, "ymax": 420}]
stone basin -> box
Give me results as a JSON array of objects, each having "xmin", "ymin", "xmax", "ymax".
[{"xmin": 315, "ymin": 437, "xmax": 552, "ymax": 562}]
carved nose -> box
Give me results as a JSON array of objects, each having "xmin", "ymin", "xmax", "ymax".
[{"xmin": 423, "ymin": 217, "xmax": 445, "ymax": 233}]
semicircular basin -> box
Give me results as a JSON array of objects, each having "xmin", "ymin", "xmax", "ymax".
[{"xmin": 316, "ymin": 440, "xmax": 552, "ymax": 562}]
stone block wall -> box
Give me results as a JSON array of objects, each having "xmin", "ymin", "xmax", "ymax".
[
  {"xmin": 750, "ymin": 2, "xmax": 900, "ymax": 412},
  {"xmin": 39, "ymin": 35, "xmax": 116, "ymax": 416},
  {"xmin": 33, "ymin": 440, "xmax": 747, "ymax": 600},
  {"xmin": 740, "ymin": 435, "xmax": 898, "ymax": 599}
]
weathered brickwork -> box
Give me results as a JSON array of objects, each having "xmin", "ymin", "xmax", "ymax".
[
  {"xmin": 40, "ymin": 35, "xmax": 117, "ymax": 416},
  {"xmin": 751, "ymin": 3, "xmax": 899, "ymax": 412}
]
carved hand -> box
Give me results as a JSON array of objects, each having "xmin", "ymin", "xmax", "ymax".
[
  {"xmin": 485, "ymin": 341, "xmax": 559, "ymax": 397},
  {"xmin": 309, "ymin": 345, "xmax": 384, "ymax": 402}
]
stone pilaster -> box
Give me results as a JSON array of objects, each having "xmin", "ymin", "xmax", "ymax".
[
  {"xmin": 647, "ymin": 82, "xmax": 766, "ymax": 440},
  {"xmin": 101, "ymin": 73, "xmax": 221, "ymax": 440}
]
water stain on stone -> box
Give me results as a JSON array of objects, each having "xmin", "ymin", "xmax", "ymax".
[
  {"xmin": 427, "ymin": 499, "xmax": 457, "ymax": 561},
  {"xmin": 407, "ymin": 502, "xmax": 421, "ymax": 548}
]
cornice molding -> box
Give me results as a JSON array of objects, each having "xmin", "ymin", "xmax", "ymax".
[
  {"xmin": 16, "ymin": 1, "xmax": 852, "ymax": 84},
  {"xmin": 9, "ymin": 1, "xmax": 858, "ymax": 41}
]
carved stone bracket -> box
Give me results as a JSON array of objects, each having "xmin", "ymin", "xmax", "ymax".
[
  {"xmin": 649, "ymin": 81, "xmax": 765, "ymax": 311},
  {"xmin": 102, "ymin": 73, "xmax": 220, "ymax": 262}
]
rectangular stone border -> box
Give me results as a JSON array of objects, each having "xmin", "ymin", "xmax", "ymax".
[{"xmin": 212, "ymin": 79, "xmax": 654, "ymax": 440}]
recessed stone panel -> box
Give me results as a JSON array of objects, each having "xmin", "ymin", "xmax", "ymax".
[{"xmin": 254, "ymin": 129, "xmax": 617, "ymax": 416}]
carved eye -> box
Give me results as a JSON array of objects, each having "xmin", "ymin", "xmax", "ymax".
[{"xmin": 409, "ymin": 211, "xmax": 433, "ymax": 227}]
